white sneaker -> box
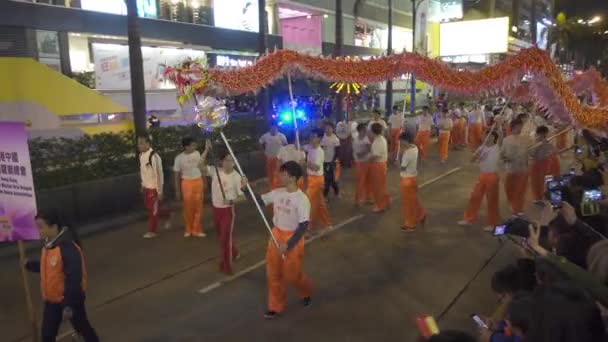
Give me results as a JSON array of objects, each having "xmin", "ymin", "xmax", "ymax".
[
  {"xmin": 143, "ymin": 232, "xmax": 157, "ymax": 239},
  {"xmin": 184, "ymin": 233, "xmax": 192, "ymax": 238},
  {"xmin": 457, "ymin": 220, "xmax": 472, "ymax": 226},
  {"xmin": 193, "ymin": 232, "xmax": 206, "ymax": 238}
]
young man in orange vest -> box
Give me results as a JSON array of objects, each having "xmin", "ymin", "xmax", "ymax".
[
  {"xmin": 25, "ymin": 212, "xmax": 99, "ymax": 342},
  {"xmin": 242, "ymin": 161, "xmax": 313, "ymax": 319}
]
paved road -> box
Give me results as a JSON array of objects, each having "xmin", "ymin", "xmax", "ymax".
[{"xmin": 2, "ymin": 144, "xmax": 550, "ymax": 341}]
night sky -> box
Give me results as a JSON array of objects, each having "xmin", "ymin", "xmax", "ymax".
[{"xmin": 555, "ymin": 0, "xmax": 608, "ymax": 18}]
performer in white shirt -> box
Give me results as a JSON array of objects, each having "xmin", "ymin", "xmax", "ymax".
[
  {"xmin": 173, "ymin": 137, "xmax": 206, "ymax": 238},
  {"xmin": 321, "ymin": 123, "xmax": 341, "ymax": 199},
  {"xmin": 369, "ymin": 123, "xmax": 391, "ymax": 212},
  {"xmin": 277, "ymin": 133, "xmax": 306, "ymax": 190},
  {"xmin": 467, "ymin": 104, "xmax": 486, "ymax": 151},
  {"xmin": 138, "ymin": 134, "xmax": 168, "ymax": 239},
  {"xmin": 399, "ymin": 132, "xmax": 426, "ymax": 231},
  {"xmin": 242, "ymin": 161, "xmax": 313, "ymax": 320},
  {"xmin": 451, "ymin": 103, "xmax": 467, "ymax": 149},
  {"xmin": 306, "ymin": 129, "xmax": 331, "ymax": 229},
  {"xmin": 201, "ymin": 145, "xmax": 244, "ymax": 275},
  {"xmin": 414, "ymin": 106, "xmax": 434, "ymax": 160},
  {"xmin": 259, "ymin": 122, "xmax": 287, "ymax": 190},
  {"xmin": 500, "ymin": 118, "xmax": 531, "ymax": 215},
  {"xmin": 388, "ymin": 109, "xmax": 405, "ymax": 162},
  {"xmin": 352, "ymin": 123, "xmax": 372, "ymax": 206},
  {"xmin": 458, "ymin": 128, "xmax": 503, "ymax": 231},
  {"xmin": 367, "ymin": 109, "xmax": 388, "ymax": 133},
  {"xmin": 437, "ymin": 108, "xmax": 453, "ymax": 163}
]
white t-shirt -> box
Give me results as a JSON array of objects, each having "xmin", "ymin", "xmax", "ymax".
[
  {"xmin": 388, "ymin": 114, "xmax": 405, "ymax": 130},
  {"xmin": 206, "ymin": 166, "xmax": 243, "ymax": 208},
  {"xmin": 259, "ymin": 132, "xmax": 287, "ymax": 158},
  {"xmin": 173, "ymin": 151, "xmax": 202, "ymax": 179},
  {"xmin": 370, "ymin": 136, "xmax": 388, "ymax": 162},
  {"xmin": 400, "ymin": 146, "xmax": 419, "ymax": 177},
  {"xmin": 306, "ymin": 146, "xmax": 324, "ymax": 176},
  {"xmin": 501, "ymin": 135, "xmax": 531, "ymax": 173},
  {"xmin": 368, "ymin": 119, "xmax": 388, "ymax": 132},
  {"xmin": 468, "ymin": 110, "xmax": 485, "ymax": 124},
  {"xmin": 140, "ymin": 149, "xmax": 163, "ymax": 191},
  {"xmin": 352, "ymin": 134, "xmax": 371, "ymax": 162},
  {"xmin": 277, "ymin": 144, "xmax": 305, "ymax": 164},
  {"xmin": 261, "ymin": 188, "xmax": 311, "ymax": 231},
  {"xmin": 438, "ymin": 118, "xmax": 453, "ymax": 131},
  {"xmin": 417, "ymin": 115, "xmax": 433, "ymax": 131},
  {"xmin": 479, "ymin": 145, "xmax": 500, "ymax": 173},
  {"xmin": 321, "ymin": 134, "xmax": 340, "ymax": 163}
]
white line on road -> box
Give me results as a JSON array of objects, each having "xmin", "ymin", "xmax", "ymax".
[{"xmin": 196, "ymin": 166, "xmax": 463, "ymax": 295}]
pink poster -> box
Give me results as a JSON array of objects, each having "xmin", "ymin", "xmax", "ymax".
[{"xmin": 0, "ymin": 122, "xmax": 39, "ymax": 242}]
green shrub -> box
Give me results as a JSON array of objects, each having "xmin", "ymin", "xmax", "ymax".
[{"xmin": 29, "ymin": 119, "xmax": 262, "ymax": 190}]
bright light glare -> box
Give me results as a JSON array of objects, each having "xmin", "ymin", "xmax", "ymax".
[
  {"xmin": 589, "ymin": 16, "xmax": 602, "ymax": 24},
  {"xmin": 440, "ymin": 17, "xmax": 509, "ymax": 56}
]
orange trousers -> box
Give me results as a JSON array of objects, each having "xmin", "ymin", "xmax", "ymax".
[
  {"xmin": 549, "ymin": 154, "xmax": 560, "ymax": 177},
  {"xmin": 266, "ymin": 227, "xmax": 313, "ymax": 313},
  {"xmin": 369, "ymin": 162, "xmax": 391, "ymax": 211},
  {"xmin": 181, "ymin": 178, "xmax": 204, "ymax": 234},
  {"xmin": 438, "ymin": 131, "xmax": 450, "ymax": 162},
  {"xmin": 468, "ymin": 123, "xmax": 483, "ymax": 151},
  {"xmin": 530, "ymin": 159, "xmax": 552, "ymax": 201},
  {"xmin": 354, "ymin": 161, "xmax": 373, "ymax": 204},
  {"xmin": 335, "ymin": 160, "xmax": 342, "ymax": 182},
  {"xmin": 266, "ymin": 157, "xmax": 279, "ymax": 190},
  {"xmin": 451, "ymin": 121, "xmax": 465, "ymax": 147},
  {"xmin": 505, "ymin": 172, "xmax": 528, "ymax": 214},
  {"xmin": 390, "ymin": 128, "xmax": 403, "ymax": 161},
  {"xmin": 306, "ymin": 175, "xmax": 331, "ymax": 228},
  {"xmin": 400, "ymin": 176, "xmax": 426, "ymax": 229},
  {"xmin": 414, "ymin": 130, "xmax": 431, "ymax": 159},
  {"xmin": 463, "ymin": 173, "xmax": 500, "ymax": 226}
]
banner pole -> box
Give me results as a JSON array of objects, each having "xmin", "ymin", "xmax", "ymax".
[{"xmin": 18, "ymin": 241, "xmax": 39, "ymax": 342}]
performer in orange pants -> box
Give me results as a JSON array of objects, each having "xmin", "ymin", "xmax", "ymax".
[
  {"xmin": 352, "ymin": 123, "xmax": 373, "ymax": 205},
  {"xmin": 555, "ymin": 127, "xmax": 569, "ymax": 150},
  {"xmin": 244, "ymin": 161, "xmax": 313, "ymax": 319},
  {"xmin": 437, "ymin": 109, "xmax": 453, "ymax": 163},
  {"xmin": 306, "ymin": 129, "xmax": 331, "ymax": 229},
  {"xmin": 459, "ymin": 131, "xmax": 502, "ymax": 230},
  {"xmin": 173, "ymin": 137, "xmax": 206, "ymax": 238},
  {"xmin": 468, "ymin": 122, "xmax": 484, "ymax": 151},
  {"xmin": 548, "ymin": 153, "xmax": 561, "ymax": 177},
  {"xmin": 259, "ymin": 123, "xmax": 287, "ymax": 190},
  {"xmin": 501, "ymin": 119, "xmax": 530, "ymax": 215},
  {"xmin": 399, "ymin": 132, "xmax": 426, "ymax": 231},
  {"xmin": 415, "ymin": 109, "xmax": 434, "ymax": 159},
  {"xmin": 529, "ymin": 126, "xmax": 558, "ymax": 202},
  {"xmin": 369, "ymin": 123, "xmax": 391, "ymax": 212}
]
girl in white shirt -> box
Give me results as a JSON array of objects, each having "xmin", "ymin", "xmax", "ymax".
[
  {"xmin": 399, "ymin": 132, "xmax": 426, "ymax": 231},
  {"xmin": 202, "ymin": 144, "xmax": 244, "ymax": 275},
  {"xmin": 369, "ymin": 123, "xmax": 391, "ymax": 212},
  {"xmin": 459, "ymin": 129, "xmax": 503, "ymax": 231},
  {"xmin": 352, "ymin": 123, "xmax": 373, "ymax": 206},
  {"xmin": 173, "ymin": 137, "xmax": 206, "ymax": 238},
  {"xmin": 138, "ymin": 134, "xmax": 168, "ymax": 239}
]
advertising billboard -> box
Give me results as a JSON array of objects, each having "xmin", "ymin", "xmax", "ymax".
[
  {"xmin": 428, "ymin": 0, "xmax": 463, "ymax": 22},
  {"xmin": 80, "ymin": 0, "xmax": 157, "ymax": 18},
  {"xmin": 439, "ymin": 17, "xmax": 509, "ymax": 56},
  {"xmin": 214, "ymin": 0, "xmax": 259, "ymax": 32},
  {"xmin": 92, "ymin": 43, "xmax": 206, "ymax": 90}
]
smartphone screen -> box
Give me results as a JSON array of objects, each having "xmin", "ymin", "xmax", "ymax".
[
  {"xmin": 546, "ymin": 180, "xmax": 560, "ymax": 191},
  {"xmin": 471, "ymin": 314, "xmax": 488, "ymax": 329},
  {"xmin": 493, "ymin": 225, "xmax": 506, "ymax": 236},
  {"xmin": 583, "ymin": 189, "xmax": 603, "ymax": 202},
  {"xmin": 550, "ymin": 190, "xmax": 562, "ymax": 208}
]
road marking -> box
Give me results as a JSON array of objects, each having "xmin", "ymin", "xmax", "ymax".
[{"xmin": 196, "ymin": 166, "xmax": 463, "ymax": 295}]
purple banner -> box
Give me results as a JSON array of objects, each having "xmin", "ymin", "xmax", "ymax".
[{"xmin": 0, "ymin": 122, "xmax": 39, "ymax": 242}]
